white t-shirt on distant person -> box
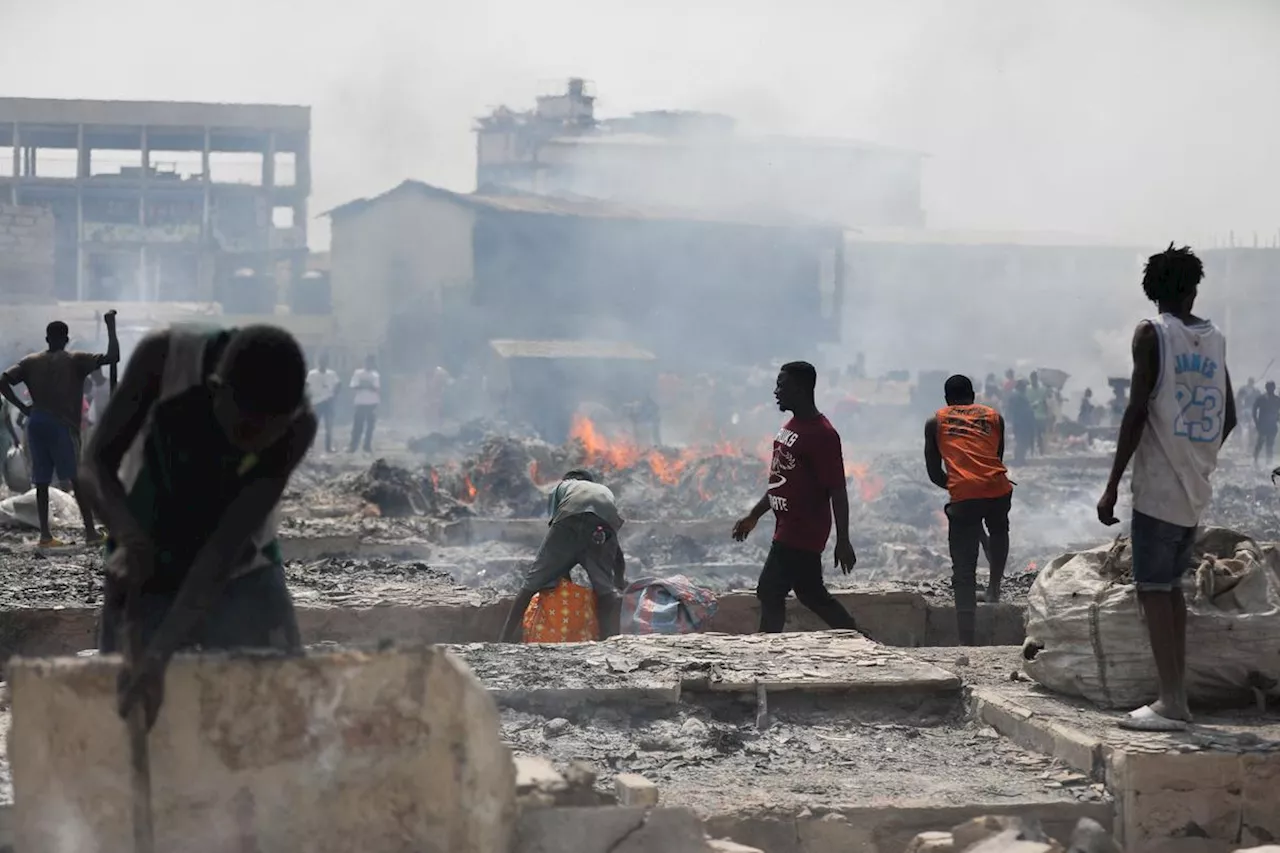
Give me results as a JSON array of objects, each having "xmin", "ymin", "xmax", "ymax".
[
  {"xmin": 306, "ymin": 368, "xmax": 340, "ymax": 406},
  {"xmin": 350, "ymin": 368, "xmax": 381, "ymax": 407}
]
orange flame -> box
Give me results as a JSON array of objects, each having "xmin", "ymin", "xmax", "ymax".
[
  {"xmin": 844, "ymin": 460, "xmax": 885, "ymax": 502},
  {"xmin": 462, "ymin": 475, "xmax": 477, "ymax": 502},
  {"xmin": 569, "ymin": 413, "xmax": 755, "ymax": 485},
  {"xmin": 1025, "ymin": 560, "xmax": 1039, "ymax": 574},
  {"xmin": 429, "ymin": 468, "xmax": 440, "ymax": 490}
]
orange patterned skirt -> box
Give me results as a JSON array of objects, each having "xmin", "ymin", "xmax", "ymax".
[{"xmin": 522, "ymin": 578, "xmax": 600, "ymax": 643}]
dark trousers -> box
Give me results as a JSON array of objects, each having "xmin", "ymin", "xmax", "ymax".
[
  {"xmin": 756, "ymin": 540, "xmax": 858, "ymax": 633},
  {"xmin": 314, "ymin": 399, "xmax": 334, "ymax": 452},
  {"xmin": 99, "ymin": 563, "xmax": 301, "ymax": 654},
  {"xmin": 349, "ymin": 404, "xmax": 377, "ymax": 452},
  {"xmin": 1256, "ymin": 427, "xmax": 1277, "ymax": 465},
  {"xmin": 522, "ymin": 512, "xmax": 625, "ymax": 637},
  {"xmin": 1013, "ymin": 428, "xmax": 1033, "ymax": 464},
  {"xmin": 946, "ymin": 491, "xmax": 1012, "ymax": 644}
]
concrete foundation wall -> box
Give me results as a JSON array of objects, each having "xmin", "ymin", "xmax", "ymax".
[
  {"xmin": 9, "ymin": 646, "xmax": 515, "ymax": 853},
  {"xmin": 0, "ymin": 204, "xmax": 55, "ymax": 303}
]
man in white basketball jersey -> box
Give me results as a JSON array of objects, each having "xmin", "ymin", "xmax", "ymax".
[{"xmin": 1098, "ymin": 244, "xmax": 1236, "ymax": 732}]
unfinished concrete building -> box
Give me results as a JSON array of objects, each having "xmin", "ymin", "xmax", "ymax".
[
  {"xmin": 475, "ymin": 80, "xmax": 925, "ymax": 229},
  {"xmin": 0, "ymin": 97, "xmax": 311, "ymax": 309}
]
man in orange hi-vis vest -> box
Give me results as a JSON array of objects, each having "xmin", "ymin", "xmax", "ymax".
[{"xmin": 924, "ymin": 374, "xmax": 1014, "ymax": 645}]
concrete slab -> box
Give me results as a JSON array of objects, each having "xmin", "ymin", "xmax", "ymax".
[
  {"xmin": 971, "ymin": 682, "xmax": 1280, "ymax": 849},
  {"xmin": 450, "ymin": 632, "xmax": 961, "ymax": 710},
  {"xmin": 703, "ymin": 802, "xmax": 1114, "ymax": 853},
  {"xmin": 9, "ymin": 645, "xmax": 516, "ymax": 853},
  {"xmin": 0, "ymin": 593, "xmax": 1022, "ymax": 676}
]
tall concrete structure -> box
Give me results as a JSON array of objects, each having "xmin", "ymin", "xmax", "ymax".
[
  {"xmin": 475, "ymin": 80, "xmax": 925, "ymax": 229},
  {"xmin": 0, "ymin": 98, "xmax": 310, "ymax": 307}
]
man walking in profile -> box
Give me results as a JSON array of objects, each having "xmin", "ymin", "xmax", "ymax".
[
  {"xmin": 732, "ymin": 361, "xmax": 858, "ymax": 633},
  {"xmin": 924, "ymin": 374, "xmax": 1013, "ymax": 645},
  {"xmin": 1098, "ymin": 244, "xmax": 1235, "ymax": 732}
]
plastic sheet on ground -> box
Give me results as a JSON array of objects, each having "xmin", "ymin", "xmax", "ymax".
[
  {"xmin": 1023, "ymin": 527, "xmax": 1280, "ymax": 709},
  {"xmin": 0, "ymin": 487, "xmax": 80, "ymax": 530}
]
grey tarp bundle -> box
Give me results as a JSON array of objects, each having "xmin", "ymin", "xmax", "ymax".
[
  {"xmin": 0, "ymin": 487, "xmax": 80, "ymax": 530},
  {"xmin": 3, "ymin": 446, "xmax": 30, "ymax": 494},
  {"xmin": 1023, "ymin": 528, "xmax": 1280, "ymax": 709}
]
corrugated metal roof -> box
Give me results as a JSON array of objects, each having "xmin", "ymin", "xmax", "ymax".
[
  {"xmin": 846, "ymin": 226, "xmax": 1140, "ymax": 249},
  {"xmin": 323, "ymin": 180, "xmax": 841, "ymax": 230},
  {"xmin": 490, "ymin": 339, "xmax": 657, "ymax": 361}
]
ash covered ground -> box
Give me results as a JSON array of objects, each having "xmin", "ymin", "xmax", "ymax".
[{"xmin": 0, "ymin": 419, "xmax": 1275, "ymax": 610}]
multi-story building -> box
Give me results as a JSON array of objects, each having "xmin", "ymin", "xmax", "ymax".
[
  {"xmin": 0, "ymin": 98, "xmax": 310, "ymax": 308},
  {"xmin": 475, "ymin": 79, "xmax": 925, "ymax": 228}
]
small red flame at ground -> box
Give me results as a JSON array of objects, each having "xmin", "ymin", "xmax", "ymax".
[
  {"xmin": 462, "ymin": 475, "xmax": 477, "ymax": 502},
  {"xmin": 844, "ymin": 461, "xmax": 885, "ymax": 502},
  {"xmin": 1025, "ymin": 560, "xmax": 1039, "ymax": 573},
  {"xmin": 429, "ymin": 468, "xmax": 440, "ymax": 490}
]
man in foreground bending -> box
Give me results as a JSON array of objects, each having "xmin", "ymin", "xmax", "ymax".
[{"xmin": 83, "ymin": 324, "xmax": 316, "ymax": 729}]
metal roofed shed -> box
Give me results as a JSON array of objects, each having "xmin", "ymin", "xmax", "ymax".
[
  {"xmin": 489, "ymin": 339, "xmax": 656, "ymax": 361},
  {"xmin": 486, "ymin": 340, "xmax": 658, "ymax": 444}
]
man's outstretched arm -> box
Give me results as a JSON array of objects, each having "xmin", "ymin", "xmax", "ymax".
[{"xmin": 82, "ymin": 333, "xmax": 168, "ymax": 548}]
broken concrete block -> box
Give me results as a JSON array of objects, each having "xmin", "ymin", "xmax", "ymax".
[
  {"xmin": 515, "ymin": 806, "xmax": 708, "ymax": 853},
  {"xmin": 1066, "ymin": 817, "xmax": 1119, "ymax": 853},
  {"xmin": 905, "ymin": 830, "xmax": 956, "ymax": 853},
  {"xmin": 966, "ymin": 832, "xmax": 1062, "ymax": 853},
  {"xmin": 516, "ymin": 756, "xmax": 568, "ymax": 808},
  {"xmin": 706, "ymin": 839, "xmax": 766, "ymax": 853},
  {"xmin": 10, "ymin": 646, "xmax": 516, "ymax": 853},
  {"xmin": 615, "ymin": 772, "xmax": 660, "ymax": 807},
  {"xmin": 952, "ymin": 816, "xmax": 1051, "ymax": 851},
  {"xmin": 797, "ymin": 811, "xmax": 876, "ymax": 851},
  {"xmin": 1241, "ymin": 753, "xmax": 1280, "ymax": 845}
]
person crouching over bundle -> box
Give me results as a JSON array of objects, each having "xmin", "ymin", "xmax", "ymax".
[{"xmin": 500, "ymin": 469, "xmax": 627, "ymax": 643}]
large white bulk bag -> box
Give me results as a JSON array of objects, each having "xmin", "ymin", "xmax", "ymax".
[{"xmin": 1023, "ymin": 528, "xmax": 1280, "ymax": 709}]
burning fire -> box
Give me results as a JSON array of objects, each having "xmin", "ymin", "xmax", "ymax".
[
  {"xmin": 1025, "ymin": 560, "xmax": 1039, "ymax": 574},
  {"xmin": 569, "ymin": 413, "xmax": 760, "ymax": 487},
  {"xmin": 462, "ymin": 475, "xmax": 477, "ymax": 502},
  {"xmin": 844, "ymin": 461, "xmax": 885, "ymax": 502}
]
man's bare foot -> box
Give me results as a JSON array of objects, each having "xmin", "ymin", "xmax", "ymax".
[{"xmin": 1150, "ymin": 697, "xmax": 1192, "ymax": 722}]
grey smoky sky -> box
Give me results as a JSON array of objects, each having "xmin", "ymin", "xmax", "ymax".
[{"xmin": 2, "ymin": 0, "xmax": 1277, "ymax": 248}]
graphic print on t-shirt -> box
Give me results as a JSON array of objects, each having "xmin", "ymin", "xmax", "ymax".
[
  {"xmin": 767, "ymin": 416, "xmax": 844, "ymax": 554},
  {"xmin": 768, "ymin": 426, "xmax": 799, "ymax": 511}
]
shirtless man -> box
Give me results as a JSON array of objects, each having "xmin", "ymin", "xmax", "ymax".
[
  {"xmin": 82, "ymin": 324, "xmax": 316, "ymax": 729},
  {"xmin": 1097, "ymin": 244, "xmax": 1235, "ymax": 732},
  {"xmin": 0, "ymin": 315, "xmax": 119, "ymax": 547}
]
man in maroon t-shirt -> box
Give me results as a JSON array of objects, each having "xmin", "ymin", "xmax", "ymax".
[{"xmin": 732, "ymin": 361, "xmax": 859, "ymax": 633}]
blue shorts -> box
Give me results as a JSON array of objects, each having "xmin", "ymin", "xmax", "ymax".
[
  {"xmin": 1131, "ymin": 510, "xmax": 1197, "ymax": 592},
  {"xmin": 26, "ymin": 410, "xmax": 78, "ymax": 486}
]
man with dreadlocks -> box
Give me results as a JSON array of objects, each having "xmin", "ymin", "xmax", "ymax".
[{"xmin": 1098, "ymin": 244, "xmax": 1235, "ymax": 732}]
